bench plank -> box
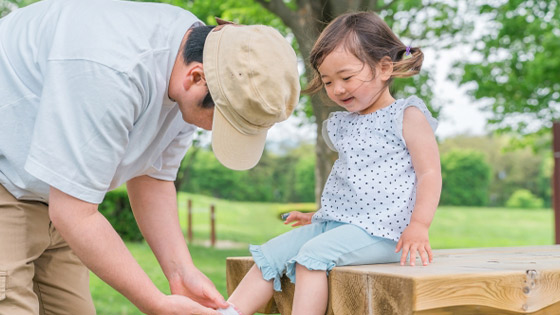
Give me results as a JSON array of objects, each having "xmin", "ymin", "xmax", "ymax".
[{"xmin": 226, "ymin": 245, "xmax": 560, "ymax": 314}]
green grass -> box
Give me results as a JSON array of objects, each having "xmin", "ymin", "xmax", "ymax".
[
  {"xmin": 91, "ymin": 194, "xmax": 555, "ymax": 314},
  {"xmin": 430, "ymin": 206, "xmax": 554, "ymax": 248}
]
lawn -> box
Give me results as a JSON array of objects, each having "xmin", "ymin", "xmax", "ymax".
[{"xmin": 90, "ymin": 193, "xmax": 555, "ymax": 314}]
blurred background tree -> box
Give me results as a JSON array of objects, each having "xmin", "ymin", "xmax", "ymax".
[{"xmin": 452, "ymin": 0, "xmax": 559, "ymax": 143}]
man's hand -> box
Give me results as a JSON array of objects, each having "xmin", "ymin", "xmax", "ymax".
[
  {"xmin": 395, "ymin": 221, "xmax": 433, "ymax": 266},
  {"xmin": 149, "ymin": 295, "xmax": 220, "ymax": 315},
  {"xmin": 284, "ymin": 211, "xmax": 315, "ymax": 227},
  {"xmin": 168, "ymin": 266, "xmax": 228, "ymax": 310}
]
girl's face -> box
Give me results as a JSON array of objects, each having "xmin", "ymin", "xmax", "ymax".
[{"xmin": 318, "ymin": 47, "xmax": 393, "ymax": 114}]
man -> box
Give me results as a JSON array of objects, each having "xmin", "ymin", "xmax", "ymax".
[{"xmin": 0, "ymin": 0, "xmax": 300, "ymax": 314}]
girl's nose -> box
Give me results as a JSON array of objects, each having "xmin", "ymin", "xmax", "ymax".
[{"xmin": 334, "ymin": 83, "xmax": 345, "ymax": 95}]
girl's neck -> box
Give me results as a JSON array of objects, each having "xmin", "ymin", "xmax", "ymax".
[{"xmin": 359, "ymin": 89, "xmax": 395, "ymax": 115}]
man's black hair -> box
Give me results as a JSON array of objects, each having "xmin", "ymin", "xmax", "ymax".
[
  {"xmin": 183, "ymin": 24, "xmax": 215, "ymax": 65},
  {"xmin": 183, "ymin": 24, "xmax": 216, "ymax": 109}
]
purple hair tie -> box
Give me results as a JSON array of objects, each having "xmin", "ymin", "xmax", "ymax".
[{"xmin": 403, "ymin": 46, "xmax": 412, "ymax": 60}]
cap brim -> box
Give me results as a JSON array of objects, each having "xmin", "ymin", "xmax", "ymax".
[{"xmin": 211, "ymin": 108, "xmax": 267, "ymax": 171}]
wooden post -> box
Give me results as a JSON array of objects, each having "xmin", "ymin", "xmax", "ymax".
[
  {"xmin": 187, "ymin": 199, "xmax": 193, "ymax": 243},
  {"xmin": 553, "ymin": 122, "xmax": 560, "ymax": 244},
  {"xmin": 210, "ymin": 204, "xmax": 216, "ymax": 247}
]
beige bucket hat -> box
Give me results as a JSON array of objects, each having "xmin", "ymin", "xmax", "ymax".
[{"xmin": 203, "ymin": 24, "xmax": 300, "ymax": 170}]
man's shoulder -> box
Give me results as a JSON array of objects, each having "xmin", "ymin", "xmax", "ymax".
[{"xmin": 44, "ymin": 0, "xmax": 198, "ymax": 72}]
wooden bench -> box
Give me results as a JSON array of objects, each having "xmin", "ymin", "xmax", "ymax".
[{"xmin": 226, "ymin": 245, "xmax": 560, "ymax": 314}]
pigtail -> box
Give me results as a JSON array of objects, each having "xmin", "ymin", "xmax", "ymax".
[{"xmin": 392, "ymin": 46, "xmax": 423, "ymax": 78}]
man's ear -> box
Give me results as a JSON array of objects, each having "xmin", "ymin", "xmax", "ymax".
[
  {"xmin": 183, "ymin": 64, "xmax": 206, "ymax": 91},
  {"xmin": 379, "ymin": 56, "xmax": 394, "ymax": 81}
]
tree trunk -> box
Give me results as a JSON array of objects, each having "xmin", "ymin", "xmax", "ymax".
[{"xmin": 255, "ymin": 0, "xmax": 381, "ymax": 203}]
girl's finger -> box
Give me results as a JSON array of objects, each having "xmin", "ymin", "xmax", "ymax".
[
  {"xmin": 409, "ymin": 246, "xmax": 417, "ymax": 266},
  {"xmin": 395, "ymin": 239, "xmax": 403, "ymax": 253},
  {"xmin": 426, "ymin": 245, "xmax": 434, "ymax": 263},
  {"xmin": 400, "ymin": 245, "xmax": 409, "ymax": 266},
  {"xmin": 419, "ymin": 248, "xmax": 429, "ymax": 266}
]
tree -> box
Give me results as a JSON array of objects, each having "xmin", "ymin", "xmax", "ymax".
[{"xmin": 453, "ymin": 0, "xmax": 559, "ymax": 137}]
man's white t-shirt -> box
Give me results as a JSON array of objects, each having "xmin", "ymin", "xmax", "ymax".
[{"xmin": 0, "ymin": 0, "xmax": 201, "ymax": 204}]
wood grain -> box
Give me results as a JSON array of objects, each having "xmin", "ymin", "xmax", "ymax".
[{"xmin": 226, "ymin": 245, "xmax": 560, "ymax": 314}]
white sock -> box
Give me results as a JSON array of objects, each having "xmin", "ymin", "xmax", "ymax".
[{"xmin": 217, "ymin": 303, "xmax": 242, "ymax": 315}]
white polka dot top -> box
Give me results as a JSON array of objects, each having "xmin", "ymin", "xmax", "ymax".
[{"xmin": 312, "ymin": 96, "xmax": 438, "ymax": 242}]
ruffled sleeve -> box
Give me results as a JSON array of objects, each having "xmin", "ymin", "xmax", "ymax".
[
  {"xmin": 322, "ymin": 111, "xmax": 344, "ymax": 152},
  {"xmin": 394, "ymin": 96, "xmax": 438, "ymax": 145}
]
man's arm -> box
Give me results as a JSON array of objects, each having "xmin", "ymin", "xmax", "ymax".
[
  {"xmin": 126, "ymin": 175, "xmax": 228, "ymax": 309},
  {"xmin": 48, "ymin": 187, "xmax": 219, "ymax": 315}
]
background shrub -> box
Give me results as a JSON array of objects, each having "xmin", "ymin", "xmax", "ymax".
[
  {"xmin": 506, "ymin": 189, "xmax": 544, "ymax": 209},
  {"xmin": 440, "ymin": 149, "xmax": 492, "ymax": 206},
  {"xmin": 98, "ymin": 186, "xmax": 143, "ymax": 242}
]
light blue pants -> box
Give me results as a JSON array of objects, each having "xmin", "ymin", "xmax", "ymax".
[{"xmin": 249, "ymin": 221, "xmax": 400, "ymax": 291}]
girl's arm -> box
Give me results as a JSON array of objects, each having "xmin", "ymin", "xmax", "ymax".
[{"xmin": 395, "ymin": 106, "xmax": 442, "ymax": 266}]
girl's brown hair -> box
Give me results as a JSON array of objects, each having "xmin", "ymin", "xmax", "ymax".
[{"xmin": 305, "ymin": 12, "xmax": 423, "ymax": 94}]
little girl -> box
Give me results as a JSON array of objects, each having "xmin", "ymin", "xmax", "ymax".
[{"xmin": 219, "ymin": 11, "xmax": 441, "ymax": 315}]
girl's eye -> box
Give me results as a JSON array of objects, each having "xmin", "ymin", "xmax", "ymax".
[
  {"xmin": 323, "ymin": 81, "xmax": 332, "ymax": 86},
  {"xmin": 343, "ymin": 76, "xmax": 352, "ymax": 81}
]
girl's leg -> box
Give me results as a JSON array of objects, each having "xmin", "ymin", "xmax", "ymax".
[
  {"xmin": 292, "ymin": 264, "xmax": 328, "ymax": 315},
  {"xmin": 226, "ymin": 222, "xmax": 328, "ymax": 314},
  {"xmin": 227, "ymin": 264, "xmax": 274, "ymax": 315},
  {"xmin": 286, "ymin": 222, "xmax": 400, "ymax": 315}
]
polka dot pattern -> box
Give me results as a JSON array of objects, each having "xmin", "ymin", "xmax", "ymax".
[{"xmin": 312, "ymin": 96, "xmax": 438, "ymax": 242}]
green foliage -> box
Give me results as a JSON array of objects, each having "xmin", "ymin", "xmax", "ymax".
[
  {"xmin": 181, "ymin": 149, "xmax": 276, "ymax": 201},
  {"xmin": 180, "ymin": 145, "xmax": 316, "ymax": 203},
  {"xmin": 98, "ymin": 186, "xmax": 143, "ymax": 242},
  {"xmin": 1, "ymin": 0, "xmax": 37, "ymax": 16},
  {"xmin": 454, "ymin": 0, "xmax": 560, "ymax": 136},
  {"xmin": 439, "ymin": 134, "xmax": 552, "ymax": 207},
  {"xmin": 506, "ymin": 189, "xmax": 544, "ymax": 209},
  {"xmin": 440, "ymin": 149, "xmax": 492, "ymax": 206},
  {"xmin": 289, "ymin": 146, "xmax": 316, "ymax": 202},
  {"xmin": 160, "ymin": 0, "xmax": 283, "ymax": 28}
]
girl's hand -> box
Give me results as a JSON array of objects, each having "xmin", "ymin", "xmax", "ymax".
[
  {"xmin": 284, "ymin": 211, "xmax": 315, "ymax": 227},
  {"xmin": 168, "ymin": 266, "xmax": 228, "ymax": 310},
  {"xmin": 395, "ymin": 221, "xmax": 433, "ymax": 266}
]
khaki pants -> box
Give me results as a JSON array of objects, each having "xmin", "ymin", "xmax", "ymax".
[{"xmin": 0, "ymin": 185, "xmax": 95, "ymax": 315}]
